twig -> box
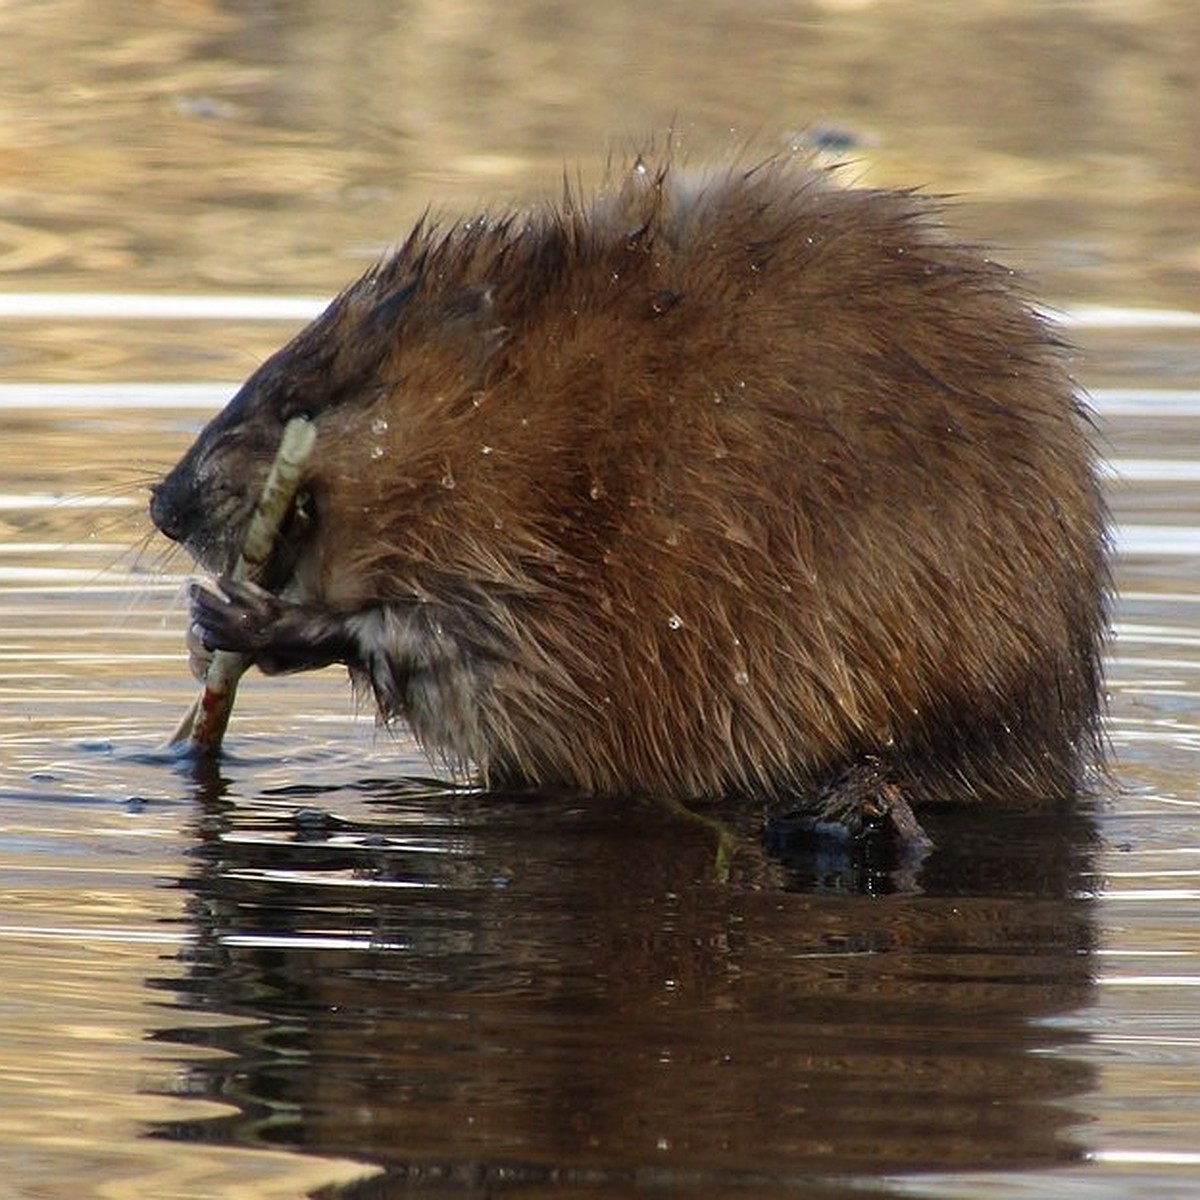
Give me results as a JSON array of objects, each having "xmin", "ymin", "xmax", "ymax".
[{"xmin": 170, "ymin": 416, "xmax": 317, "ymax": 754}]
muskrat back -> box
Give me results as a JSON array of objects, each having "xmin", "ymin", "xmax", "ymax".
[{"xmin": 151, "ymin": 155, "xmax": 1109, "ymax": 817}]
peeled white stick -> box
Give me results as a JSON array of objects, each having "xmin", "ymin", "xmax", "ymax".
[{"xmin": 170, "ymin": 417, "xmax": 317, "ymax": 754}]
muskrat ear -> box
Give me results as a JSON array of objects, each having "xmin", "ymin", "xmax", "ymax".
[
  {"xmin": 440, "ymin": 285, "xmax": 496, "ymax": 329},
  {"xmin": 366, "ymin": 278, "xmax": 421, "ymax": 337},
  {"xmin": 438, "ymin": 286, "xmax": 509, "ymax": 365}
]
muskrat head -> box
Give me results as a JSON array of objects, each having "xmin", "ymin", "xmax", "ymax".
[
  {"xmin": 149, "ymin": 229, "xmax": 495, "ymax": 590},
  {"xmin": 149, "ymin": 346, "xmax": 325, "ymax": 582}
]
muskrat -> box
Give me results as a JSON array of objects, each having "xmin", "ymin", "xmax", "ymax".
[{"xmin": 150, "ymin": 155, "xmax": 1109, "ymax": 827}]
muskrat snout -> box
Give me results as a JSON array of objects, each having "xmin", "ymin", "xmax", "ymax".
[{"xmin": 149, "ymin": 473, "xmax": 196, "ymax": 545}]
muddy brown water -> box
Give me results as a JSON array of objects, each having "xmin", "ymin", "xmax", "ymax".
[{"xmin": 3, "ymin": 3, "xmax": 1200, "ymax": 1198}]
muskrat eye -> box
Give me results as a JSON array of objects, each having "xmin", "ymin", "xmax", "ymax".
[
  {"xmin": 274, "ymin": 378, "xmax": 314, "ymax": 423},
  {"xmin": 278, "ymin": 395, "xmax": 313, "ymax": 422},
  {"xmin": 293, "ymin": 489, "xmax": 314, "ymax": 529}
]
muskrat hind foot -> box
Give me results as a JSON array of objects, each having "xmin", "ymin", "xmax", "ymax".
[
  {"xmin": 815, "ymin": 758, "xmax": 932, "ymax": 846},
  {"xmin": 768, "ymin": 758, "xmax": 933, "ymax": 849},
  {"xmin": 763, "ymin": 762, "xmax": 933, "ymax": 892}
]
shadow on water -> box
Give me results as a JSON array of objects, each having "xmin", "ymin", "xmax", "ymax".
[{"xmin": 141, "ymin": 761, "xmax": 1101, "ymax": 1197}]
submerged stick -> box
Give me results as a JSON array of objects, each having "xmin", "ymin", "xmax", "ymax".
[{"xmin": 170, "ymin": 416, "xmax": 317, "ymax": 755}]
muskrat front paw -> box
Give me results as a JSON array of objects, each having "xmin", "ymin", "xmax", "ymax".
[
  {"xmin": 189, "ymin": 576, "xmax": 283, "ymax": 654},
  {"xmin": 188, "ymin": 577, "xmax": 358, "ymax": 675}
]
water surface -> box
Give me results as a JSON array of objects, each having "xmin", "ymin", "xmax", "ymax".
[{"xmin": 3, "ymin": 3, "xmax": 1200, "ymax": 1198}]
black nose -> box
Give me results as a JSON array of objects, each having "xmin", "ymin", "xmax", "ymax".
[{"xmin": 149, "ymin": 478, "xmax": 188, "ymax": 543}]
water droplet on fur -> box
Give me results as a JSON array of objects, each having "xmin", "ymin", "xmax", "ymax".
[
  {"xmin": 371, "ymin": 416, "xmax": 389, "ymax": 435},
  {"xmin": 589, "ymin": 483, "xmax": 604, "ymax": 500},
  {"xmin": 664, "ymin": 529, "xmax": 680, "ymax": 547},
  {"xmin": 481, "ymin": 444, "xmax": 494, "ymax": 455},
  {"xmin": 440, "ymin": 470, "xmax": 456, "ymax": 490},
  {"xmin": 667, "ymin": 613, "xmax": 683, "ymax": 631},
  {"xmin": 493, "ymin": 516, "xmax": 504, "ymax": 529},
  {"xmin": 733, "ymin": 668, "xmax": 750, "ymax": 686},
  {"xmin": 370, "ymin": 444, "xmax": 385, "ymax": 459}
]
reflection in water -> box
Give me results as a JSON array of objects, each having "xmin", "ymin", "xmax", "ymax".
[{"xmin": 144, "ymin": 772, "xmax": 1098, "ymax": 1193}]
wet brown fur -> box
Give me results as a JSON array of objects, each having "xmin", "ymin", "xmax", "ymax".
[{"xmin": 151, "ymin": 155, "xmax": 1110, "ymax": 812}]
